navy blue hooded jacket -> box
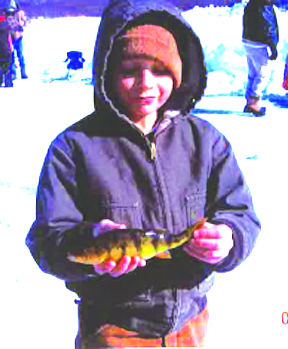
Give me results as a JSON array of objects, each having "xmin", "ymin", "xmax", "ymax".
[{"xmin": 26, "ymin": 0, "xmax": 260, "ymax": 338}]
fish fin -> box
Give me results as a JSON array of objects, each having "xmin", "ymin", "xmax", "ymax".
[
  {"xmin": 187, "ymin": 218, "xmax": 208, "ymax": 239},
  {"xmin": 193, "ymin": 218, "xmax": 207, "ymax": 231},
  {"xmin": 155, "ymin": 250, "xmax": 172, "ymax": 259},
  {"xmin": 67, "ymin": 254, "xmax": 77, "ymax": 262}
]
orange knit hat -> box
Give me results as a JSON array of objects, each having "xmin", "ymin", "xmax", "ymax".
[{"xmin": 117, "ymin": 24, "xmax": 182, "ymax": 88}]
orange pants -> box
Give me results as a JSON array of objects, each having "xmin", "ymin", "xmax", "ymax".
[{"xmin": 76, "ymin": 306, "xmax": 208, "ymax": 348}]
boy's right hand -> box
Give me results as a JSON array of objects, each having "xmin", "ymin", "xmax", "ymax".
[
  {"xmin": 92, "ymin": 219, "xmax": 146, "ymax": 277},
  {"xmin": 94, "ymin": 255, "xmax": 146, "ymax": 278}
]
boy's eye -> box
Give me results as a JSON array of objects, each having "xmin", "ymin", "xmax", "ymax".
[
  {"xmin": 120, "ymin": 68, "xmax": 138, "ymax": 77},
  {"xmin": 120, "ymin": 67, "xmax": 170, "ymax": 77},
  {"xmin": 151, "ymin": 67, "xmax": 170, "ymax": 76}
]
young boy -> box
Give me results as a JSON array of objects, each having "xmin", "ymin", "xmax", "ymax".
[{"xmin": 26, "ymin": 0, "xmax": 260, "ymax": 347}]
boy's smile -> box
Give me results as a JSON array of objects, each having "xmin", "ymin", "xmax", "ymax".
[{"xmin": 114, "ymin": 58, "xmax": 174, "ymax": 125}]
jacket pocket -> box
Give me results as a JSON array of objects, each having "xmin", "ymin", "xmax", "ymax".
[
  {"xmin": 184, "ymin": 191, "xmax": 206, "ymax": 226},
  {"xmin": 102, "ymin": 201, "xmax": 142, "ymax": 227}
]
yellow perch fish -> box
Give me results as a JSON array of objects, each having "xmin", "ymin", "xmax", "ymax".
[{"xmin": 67, "ymin": 219, "xmax": 206, "ymax": 265}]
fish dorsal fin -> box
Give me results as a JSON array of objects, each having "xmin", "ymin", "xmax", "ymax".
[{"xmin": 144, "ymin": 229, "xmax": 168, "ymax": 237}]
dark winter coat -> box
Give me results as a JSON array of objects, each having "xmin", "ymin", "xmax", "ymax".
[
  {"xmin": 243, "ymin": 0, "xmax": 279, "ymax": 52},
  {"xmin": 0, "ymin": 13, "xmax": 11, "ymax": 67},
  {"xmin": 26, "ymin": 0, "xmax": 260, "ymax": 338}
]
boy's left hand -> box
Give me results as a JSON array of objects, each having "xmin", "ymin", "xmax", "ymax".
[{"xmin": 183, "ymin": 222, "xmax": 234, "ymax": 264}]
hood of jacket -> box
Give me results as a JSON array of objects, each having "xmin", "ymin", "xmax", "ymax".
[{"xmin": 92, "ymin": 0, "xmax": 207, "ymax": 119}]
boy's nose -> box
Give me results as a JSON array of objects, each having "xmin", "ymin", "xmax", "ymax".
[{"xmin": 138, "ymin": 69, "xmax": 155, "ymax": 87}]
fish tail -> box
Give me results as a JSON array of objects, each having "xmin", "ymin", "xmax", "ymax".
[
  {"xmin": 187, "ymin": 217, "xmax": 207, "ymax": 239},
  {"xmin": 179, "ymin": 218, "xmax": 207, "ymax": 243}
]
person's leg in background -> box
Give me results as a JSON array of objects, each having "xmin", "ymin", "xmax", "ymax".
[
  {"xmin": 0, "ymin": 61, "xmax": 13, "ymax": 87},
  {"xmin": 10, "ymin": 48, "xmax": 17, "ymax": 79},
  {"xmin": 13, "ymin": 36, "xmax": 28, "ymax": 79},
  {"xmin": 244, "ymin": 43, "xmax": 270, "ymax": 116}
]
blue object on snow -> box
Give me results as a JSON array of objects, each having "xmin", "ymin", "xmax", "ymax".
[{"xmin": 65, "ymin": 51, "xmax": 85, "ymax": 71}]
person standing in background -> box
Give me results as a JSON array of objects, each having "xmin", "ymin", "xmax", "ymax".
[
  {"xmin": 0, "ymin": 7, "xmax": 13, "ymax": 87},
  {"xmin": 282, "ymin": 52, "xmax": 288, "ymax": 90},
  {"xmin": 242, "ymin": 0, "xmax": 279, "ymax": 116},
  {"xmin": 7, "ymin": 3, "xmax": 28, "ymax": 79}
]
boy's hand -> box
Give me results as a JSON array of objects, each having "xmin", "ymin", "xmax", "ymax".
[
  {"xmin": 183, "ymin": 222, "xmax": 234, "ymax": 264},
  {"xmin": 94, "ymin": 255, "xmax": 146, "ymax": 278},
  {"xmin": 269, "ymin": 47, "xmax": 278, "ymax": 60},
  {"xmin": 93, "ymin": 219, "xmax": 146, "ymax": 277},
  {"xmin": 93, "ymin": 218, "xmax": 127, "ymax": 237}
]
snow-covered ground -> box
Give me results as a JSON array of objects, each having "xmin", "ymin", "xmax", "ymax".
[
  {"xmin": 18, "ymin": 4, "xmax": 288, "ymax": 96},
  {"xmin": 1, "ymin": 3, "xmax": 288, "ymax": 348}
]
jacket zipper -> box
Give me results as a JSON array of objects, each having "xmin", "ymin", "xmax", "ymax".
[
  {"xmin": 144, "ymin": 131, "xmax": 156, "ymax": 161},
  {"xmin": 150, "ymin": 140, "xmax": 156, "ymax": 161}
]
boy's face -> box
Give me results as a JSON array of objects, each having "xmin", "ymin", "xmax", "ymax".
[{"xmin": 113, "ymin": 57, "xmax": 174, "ymax": 122}]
